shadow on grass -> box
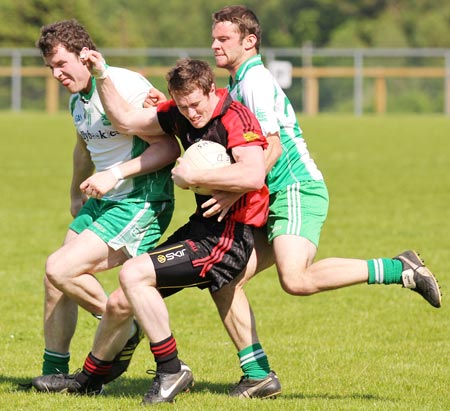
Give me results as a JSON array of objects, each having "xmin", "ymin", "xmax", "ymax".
[
  {"xmin": 0, "ymin": 375, "xmax": 35, "ymax": 392},
  {"xmin": 3, "ymin": 375, "xmax": 230, "ymax": 398},
  {"xmin": 4, "ymin": 375, "xmax": 391, "ymax": 403},
  {"xmin": 281, "ymin": 392, "xmax": 390, "ymax": 401},
  {"xmin": 109, "ymin": 379, "xmax": 392, "ymax": 403},
  {"xmin": 105, "ymin": 377, "xmax": 231, "ymax": 397}
]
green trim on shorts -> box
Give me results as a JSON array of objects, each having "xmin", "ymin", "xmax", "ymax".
[
  {"xmin": 266, "ymin": 180, "xmax": 329, "ymax": 247},
  {"xmin": 70, "ymin": 197, "xmax": 174, "ymax": 257}
]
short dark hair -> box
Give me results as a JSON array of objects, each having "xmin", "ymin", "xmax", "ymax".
[
  {"xmin": 212, "ymin": 5, "xmax": 261, "ymax": 52},
  {"xmin": 166, "ymin": 59, "xmax": 215, "ymax": 96},
  {"xmin": 36, "ymin": 19, "xmax": 97, "ymax": 57}
]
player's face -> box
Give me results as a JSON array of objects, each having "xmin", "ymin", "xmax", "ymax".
[
  {"xmin": 172, "ymin": 86, "xmax": 218, "ymax": 129},
  {"xmin": 212, "ymin": 21, "xmax": 248, "ymax": 75},
  {"xmin": 43, "ymin": 45, "xmax": 92, "ymax": 94}
]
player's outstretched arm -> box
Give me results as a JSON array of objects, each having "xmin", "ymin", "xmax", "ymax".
[
  {"xmin": 80, "ymin": 49, "xmax": 164, "ymax": 136},
  {"xmin": 80, "ymin": 135, "xmax": 180, "ymax": 198}
]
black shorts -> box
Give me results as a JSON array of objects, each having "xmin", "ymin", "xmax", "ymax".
[{"xmin": 149, "ymin": 213, "xmax": 254, "ymax": 294}]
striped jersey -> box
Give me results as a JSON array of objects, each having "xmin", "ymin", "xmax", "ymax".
[
  {"xmin": 156, "ymin": 88, "xmax": 269, "ymax": 228},
  {"xmin": 70, "ymin": 67, "xmax": 174, "ymax": 202},
  {"xmin": 228, "ymin": 54, "xmax": 324, "ymax": 194}
]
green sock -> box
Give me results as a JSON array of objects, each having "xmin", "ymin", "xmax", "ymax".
[
  {"xmin": 238, "ymin": 343, "xmax": 270, "ymax": 380},
  {"xmin": 367, "ymin": 258, "xmax": 403, "ymax": 285},
  {"xmin": 42, "ymin": 349, "xmax": 70, "ymax": 375}
]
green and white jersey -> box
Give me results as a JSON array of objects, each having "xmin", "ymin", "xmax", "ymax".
[
  {"xmin": 70, "ymin": 67, "xmax": 173, "ymax": 202},
  {"xmin": 228, "ymin": 55, "xmax": 323, "ymax": 194}
]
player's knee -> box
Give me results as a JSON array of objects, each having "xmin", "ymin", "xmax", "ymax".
[
  {"xmin": 278, "ymin": 271, "xmax": 316, "ymax": 296},
  {"xmin": 45, "ymin": 253, "xmax": 66, "ymax": 289},
  {"xmin": 119, "ymin": 259, "xmax": 141, "ymax": 292},
  {"xmin": 106, "ymin": 289, "xmax": 132, "ymax": 318},
  {"xmin": 280, "ymin": 282, "xmax": 312, "ymax": 296}
]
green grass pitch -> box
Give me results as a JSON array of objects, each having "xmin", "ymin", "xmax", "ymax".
[{"xmin": 0, "ymin": 112, "xmax": 449, "ymax": 411}]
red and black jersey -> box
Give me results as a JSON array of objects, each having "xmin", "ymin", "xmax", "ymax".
[{"xmin": 157, "ymin": 88, "xmax": 269, "ymax": 228}]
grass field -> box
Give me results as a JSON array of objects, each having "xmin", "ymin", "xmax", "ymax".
[{"xmin": 0, "ymin": 112, "xmax": 449, "ymax": 411}]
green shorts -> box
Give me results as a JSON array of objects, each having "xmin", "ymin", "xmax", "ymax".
[
  {"xmin": 267, "ymin": 180, "xmax": 329, "ymax": 247},
  {"xmin": 70, "ymin": 197, "xmax": 174, "ymax": 257}
]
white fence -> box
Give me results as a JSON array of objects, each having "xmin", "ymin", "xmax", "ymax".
[{"xmin": 1, "ymin": 47, "xmax": 450, "ymax": 115}]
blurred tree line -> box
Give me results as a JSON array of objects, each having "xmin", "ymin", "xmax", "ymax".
[
  {"xmin": 1, "ymin": 0, "xmax": 450, "ymax": 49},
  {"xmin": 0, "ymin": 0, "xmax": 449, "ymax": 113}
]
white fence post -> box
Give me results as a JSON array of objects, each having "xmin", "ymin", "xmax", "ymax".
[
  {"xmin": 354, "ymin": 51, "xmax": 363, "ymax": 116},
  {"xmin": 11, "ymin": 50, "xmax": 21, "ymax": 112}
]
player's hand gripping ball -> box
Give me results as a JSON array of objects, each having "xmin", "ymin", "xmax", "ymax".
[{"xmin": 182, "ymin": 140, "xmax": 231, "ymax": 195}]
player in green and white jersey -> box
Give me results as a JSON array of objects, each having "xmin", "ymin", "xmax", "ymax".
[
  {"xmin": 33, "ymin": 19, "xmax": 180, "ymax": 384},
  {"xmin": 70, "ymin": 65, "xmax": 175, "ymax": 202},
  {"xmin": 205, "ymin": 5, "xmax": 441, "ymax": 398},
  {"xmin": 68, "ymin": 64, "xmax": 176, "ymax": 256},
  {"xmin": 226, "ymin": 52, "xmax": 327, "ymax": 245}
]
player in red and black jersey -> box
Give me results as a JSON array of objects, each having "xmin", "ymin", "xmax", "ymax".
[
  {"xmin": 36, "ymin": 56, "xmax": 280, "ymax": 404},
  {"xmin": 157, "ymin": 87, "xmax": 268, "ymax": 230},
  {"xmin": 153, "ymin": 75, "xmax": 269, "ymax": 293}
]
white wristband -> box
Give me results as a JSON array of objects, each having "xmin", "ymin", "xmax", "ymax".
[
  {"xmin": 93, "ymin": 65, "xmax": 108, "ymax": 80},
  {"xmin": 110, "ymin": 166, "xmax": 124, "ymax": 180}
]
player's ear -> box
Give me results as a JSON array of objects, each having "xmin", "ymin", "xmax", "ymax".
[
  {"xmin": 244, "ymin": 34, "xmax": 257, "ymax": 50},
  {"xmin": 80, "ymin": 46, "xmax": 89, "ymax": 58}
]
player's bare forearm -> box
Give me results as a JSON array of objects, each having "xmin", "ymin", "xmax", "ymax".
[
  {"xmin": 185, "ymin": 145, "xmax": 266, "ymax": 193},
  {"xmin": 137, "ymin": 135, "xmax": 180, "ymax": 174},
  {"xmin": 264, "ymin": 133, "xmax": 282, "ymax": 174},
  {"xmin": 81, "ymin": 50, "xmax": 163, "ymax": 136},
  {"xmin": 106, "ymin": 135, "xmax": 180, "ymax": 184},
  {"xmin": 81, "ymin": 135, "xmax": 180, "ymax": 198}
]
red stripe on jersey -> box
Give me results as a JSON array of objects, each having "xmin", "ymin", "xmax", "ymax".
[
  {"xmin": 229, "ymin": 185, "xmax": 269, "ymax": 228},
  {"xmin": 192, "ymin": 220, "xmax": 235, "ymax": 277},
  {"xmin": 228, "ymin": 102, "xmax": 254, "ymax": 133}
]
